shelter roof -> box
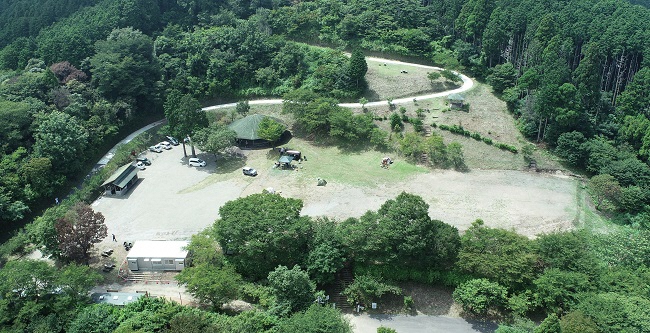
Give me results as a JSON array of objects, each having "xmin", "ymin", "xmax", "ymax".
[
  {"xmin": 126, "ymin": 240, "xmax": 189, "ymax": 259},
  {"xmin": 447, "ymin": 93, "xmax": 465, "ymax": 101},
  {"xmin": 228, "ymin": 114, "xmax": 284, "ymax": 140},
  {"xmin": 91, "ymin": 292, "xmax": 144, "ymax": 306},
  {"xmin": 101, "ymin": 164, "xmax": 138, "ymax": 188}
]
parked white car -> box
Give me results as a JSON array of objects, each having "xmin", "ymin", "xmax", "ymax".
[
  {"xmin": 159, "ymin": 141, "xmax": 172, "ymax": 150},
  {"xmin": 188, "ymin": 158, "xmax": 206, "ymax": 167},
  {"xmin": 149, "ymin": 145, "xmax": 162, "ymax": 153},
  {"xmin": 242, "ymin": 166, "xmax": 258, "ymax": 176},
  {"xmin": 135, "ymin": 161, "xmax": 146, "ymax": 170}
]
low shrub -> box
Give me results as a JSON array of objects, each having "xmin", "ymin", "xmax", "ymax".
[
  {"xmin": 411, "ymin": 118, "xmax": 423, "ymax": 132},
  {"xmin": 482, "ymin": 137, "xmax": 493, "ymax": 145},
  {"xmin": 470, "ymin": 132, "xmax": 482, "ymax": 140},
  {"xmin": 494, "ymin": 142, "xmax": 518, "ymax": 153}
]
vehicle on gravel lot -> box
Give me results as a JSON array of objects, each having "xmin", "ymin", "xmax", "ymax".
[
  {"xmin": 189, "ymin": 158, "xmax": 206, "ymax": 167},
  {"xmin": 136, "ymin": 157, "xmax": 151, "ymax": 165},
  {"xmin": 166, "ymin": 136, "xmax": 180, "ymax": 145},
  {"xmin": 159, "ymin": 141, "xmax": 172, "ymax": 150},
  {"xmin": 149, "ymin": 145, "xmax": 162, "ymax": 153},
  {"xmin": 242, "ymin": 166, "xmax": 258, "ymax": 176}
]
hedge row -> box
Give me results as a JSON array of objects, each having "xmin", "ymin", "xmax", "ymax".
[{"xmin": 434, "ymin": 123, "xmax": 517, "ymax": 153}]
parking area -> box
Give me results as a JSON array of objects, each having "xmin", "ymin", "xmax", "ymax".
[{"xmin": 92, "ymin": 147, "xmax": 245, "ymax": 246}]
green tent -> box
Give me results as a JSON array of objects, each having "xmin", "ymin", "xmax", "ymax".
[{"xmin": 278, "ymin": 155, "xmax": 294, "ymax": 164}]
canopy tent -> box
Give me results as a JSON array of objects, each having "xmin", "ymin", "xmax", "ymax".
[
  {"xmin": 228, "ymin": 114, "xmax": 287, "ymax": 148},
  {"xmin": 278, "ymin": 155, "xmax": 294, "ymax": 164}
]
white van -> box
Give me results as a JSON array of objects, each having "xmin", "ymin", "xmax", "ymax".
[{"xmin": 188, "ymin": 158, "xmax": 206, "ymax": 167}]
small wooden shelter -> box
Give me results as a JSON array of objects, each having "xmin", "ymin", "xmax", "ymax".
[
  {"xmin": 101, "ymin": 164, "xmax": 139, "ymax": 196},
  {"xmin": 447, "ymin": 93, "xmax": 465, "ymax": 109}
]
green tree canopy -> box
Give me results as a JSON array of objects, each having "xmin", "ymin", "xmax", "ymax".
[
  {"xmin": 452, "ymin": 278, "xmax": 508, "ymax": 316},
  {"xmin": 276, "ymin": 304, "xmax": 352, "ymax": 333},
  {"xmin": 341, "ymin": 192, "xmax": 460, "ymax": 271},
  {"xmin": 457, "ymin": 220, "xmax": 538, "ymax": 290},
  {"xmin": 268, "ymin": 265, "xmax": 316, "ymax": 316},
  {"xmin": 176, "ymin": 263, "xmax": 242, "ymax": 310},
  {"xmin": 90, "ymin": 27, "xmax": 160, "ymax": 109},
  {"xmin": 164, "ymin": 90, "xmax": 208, "ymax": 140},
  {"xmin": 194, "ymin": 123, "xmax": 237, "ymax": 156},
  {"xmin": 256, "ymin": 117, "xmax": 286, "ymax": 145},
  {"xmin": 347, "ymin": 49, "xmax": 367, "ymax": 92},
  {"xmin": 213, "ymin": 193, "xmax": 312, "ymax": 280},
  {"xmin": 32, "ymin": 110, "xmax": 88, "ymax": 175}
]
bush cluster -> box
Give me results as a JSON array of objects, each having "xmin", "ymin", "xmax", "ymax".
[{"xmin": 436, "ymin": 123, "xmax": 517, "ymax": 153}]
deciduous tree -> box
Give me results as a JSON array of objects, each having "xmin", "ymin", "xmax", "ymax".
[
  {"xmin": 457, "ymin": 220, "xmax": 538, "ymax": 289},
  {"xmin": 164, "ymin": 90, "xmax": 208, "ymax": 157},
  {"xmin": 276, "ymin": 304, "xmax": 352, "ymax": 333},
  {"xmin": 90, "ymin": 27, "xmax": 161, "ymax": 108},
  {"xmin": 257, "ymin": 117, "xmax": 286, "ymax": 146},
  {"xmin": 452, "ymin": 278, "xmax": 508, "ymax": 316},
  {"xmin": 268, "ymin": 265, "xmax": 316, "ymax": 316},
  {"xmin": 213, "ymin": 193, "xmax": 312, "ymax": 280},
  {"xmin": 341, "ymin": 192, "xmax": 460, "ymax": 271},
  {"xmin": 176, "ymin": 263, "xmax": 242, "ymax": 310},
  {"xmin": 55, "ymin": 203, "xmax": 107, "ymax": 264},
  {"xmin": 32, "ymin": 111, "xmax": 88, "ymax": 175},
  {"xmin": 193, "ymin": 124, "xmax": 237, "ymax": 157},
  {"xmin": 588, "ymin": 174, "xmax": 621, "ymax": 210}
]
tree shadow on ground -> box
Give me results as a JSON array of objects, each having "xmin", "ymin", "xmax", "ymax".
[
  {"xmin": 212, "ymin": 154, "xmax": 247, "ymax": 174},
  {"xmin": 361, "ymin": 88, "xmax": 381, "ymax": 102}
]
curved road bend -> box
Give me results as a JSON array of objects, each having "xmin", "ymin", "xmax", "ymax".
[{"xmin": 202, "ymin": 56, "xmax": 474, "ymax": 111}]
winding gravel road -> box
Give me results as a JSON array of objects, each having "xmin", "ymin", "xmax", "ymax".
[{"xmin": 201, "ymin": 56, "xmax": 473, "ymax": 111}]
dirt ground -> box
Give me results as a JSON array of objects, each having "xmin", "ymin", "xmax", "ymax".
[{"xmin": 93, "ymin": 145, "xmax": 579, "ymax": 248}]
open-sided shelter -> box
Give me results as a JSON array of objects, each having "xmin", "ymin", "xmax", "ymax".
[
  {"xmin": 447, "ymin": 93, "xmax": 465, "ymax": 109},
  {"xmin": 228, "ymin": 114, "xmax": 287, "ymax": 148},
  {"xmin": 101, "ymin": 163, "xmax": 139, "ymax": 196},
  {"xmin": 126, "ymin": 241, "xmax": 189, "ymax": 271}
]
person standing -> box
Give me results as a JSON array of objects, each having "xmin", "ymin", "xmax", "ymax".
[{"xmin": 112, "ymin": 234, "xmax": 117, "ymax": 242}]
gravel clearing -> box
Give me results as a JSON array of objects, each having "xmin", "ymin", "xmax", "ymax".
[{"xmin": 93, "ymin": 146, "xmax": 579, "ymax": 250}]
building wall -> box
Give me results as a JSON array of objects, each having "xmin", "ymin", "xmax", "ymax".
[{"xmin": 127, "ymin": 256, "xmax": 187, "ymax": 271}]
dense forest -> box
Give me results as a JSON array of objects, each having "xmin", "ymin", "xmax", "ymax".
[{"xmin": 1, "ymin": 0, "xmax": 650, "ymax": 331}]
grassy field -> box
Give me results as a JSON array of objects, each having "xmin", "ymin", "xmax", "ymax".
[
  {"xmin": 194, "ymin": 137, "xmax": 427, "ymax": 189},
  {"xmin": 363, "ymin": 60, "xmax": 459, "ymax": 101}
]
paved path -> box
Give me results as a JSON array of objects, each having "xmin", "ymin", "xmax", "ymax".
[
  {"xmin": 347, "ymin": 314, "xmax": 497, "ymax": 333},
  {"xmin": 95, "ymin": 119, "xmax": 166, "ymax": 168},
  {"xmin": 201, "ymin": 56, "xmax": 474, "ymax": 111}
]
